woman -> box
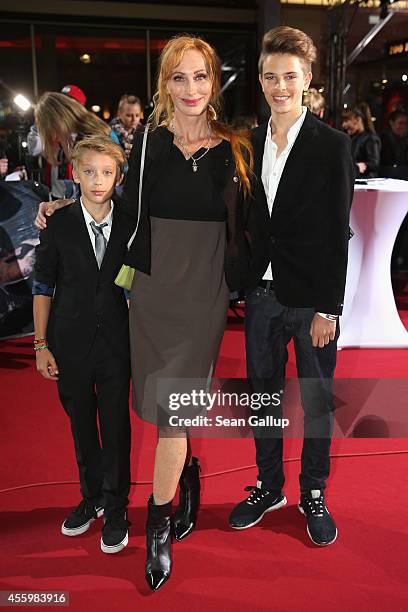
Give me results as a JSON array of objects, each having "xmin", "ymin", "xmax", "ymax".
[
  {"xmin": 342, "ymin": 105, "xmax": 380, "ymax": 178},
  {"xmin": 35, "ymin": 35, "xmax": 252, "ymax": 591},
  {"xmin": 122, "ymin": 34, "xmax": 252, "ymax": 591},
  {"xmin": 34, "ymin": 92, "xmax": 116, "ymax": 197}
]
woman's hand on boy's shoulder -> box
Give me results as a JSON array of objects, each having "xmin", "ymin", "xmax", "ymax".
[{"xmin": 35, "ymin": 198, "xmax": 75, "ymax": 230}]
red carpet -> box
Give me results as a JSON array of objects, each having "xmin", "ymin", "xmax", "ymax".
[{"xmin": 1, "ymin": 308, "xmax": 408, "ymax": 611}]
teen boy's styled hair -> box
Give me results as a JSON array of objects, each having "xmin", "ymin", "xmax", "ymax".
[
  {"xmin": 258, "ymin": 26, "xmax": 317, "ymax": 74},
  {"xmin": 71, "ymin": 136, "xmax": 127, "ymax": 179}
]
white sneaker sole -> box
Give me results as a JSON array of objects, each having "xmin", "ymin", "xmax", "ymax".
[
  {"xmin": 230, "ymin": 496, "xmax": 287, "ymax": 530},
  {"xmin": 298, "ymin": 504, "xmax": 338, "ymax": 546},
  {"xmin": 100, "ymin": 531, "xmax": 128, "ymax": 554},
  {"xmin": 61, "ymin": 507, "xmax": 104, "ymax": 536}
]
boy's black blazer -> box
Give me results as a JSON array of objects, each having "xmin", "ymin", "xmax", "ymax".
[
  {"xmin": 34, "ymin": 201, "xmax": 136, "ymax": 361},
  {"xmin": 246, "ymin": 109, "xmax": 355, "ymax": 315}
]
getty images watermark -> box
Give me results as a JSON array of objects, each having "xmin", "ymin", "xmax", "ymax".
[
  {"xmin": 149, "ymin": 377, "xmax": 408, "ymax": 438},
  {"xmin": 167, "ymin": 389, "xmax": 289, "ymax": 429}
]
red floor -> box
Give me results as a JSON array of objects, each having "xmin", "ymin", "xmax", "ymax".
[{"xmin": 1, "ymin": 309, "xmax": 408, "ymax": 611}]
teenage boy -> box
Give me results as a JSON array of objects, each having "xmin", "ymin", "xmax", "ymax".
[
  {"xmin": 33, "ymin": 136, "xmax": 135, "ymax": 553},
  {"xmin": 229, "ymin": 27, "xmax": 354, "ymax": 545}
]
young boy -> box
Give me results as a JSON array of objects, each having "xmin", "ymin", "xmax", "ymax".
[
  {"xmin": 109, "ymin": 94, "xmax": 143, "ymax": 158},
  {"xmin": 33, "ymin": 136, "xmax": 135, "ymax": 554},
  {"xmin": 229, "ymin": 27, "xmax": 354, "ymax": 545}
]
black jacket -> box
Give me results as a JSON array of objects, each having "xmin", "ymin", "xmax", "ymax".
[
  {"xmin": 245, "ymin": 109, "xmax": 354, "ymax": 315},
  {"xmin": 34, "ymin": 201, "xmax": 136, "ymax": 361},
  {"xmin": 351, "ymin": 131, "xmax": 381, "ymax": 178},
  {"xmin": 380, "ymin": 130, "xmax": 408, "ymax": 167},
  {"xmin": 120, "ymin": 126, "xmax": 249, "ymax": 291}
]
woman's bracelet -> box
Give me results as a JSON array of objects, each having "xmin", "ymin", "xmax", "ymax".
[
  {"xmin": 34, "ymin": 338, "xmax": 47, "ymax": 345},
  {"xmin": 34, "ymin": 344, "xmax": 48, "ymax": 352}
]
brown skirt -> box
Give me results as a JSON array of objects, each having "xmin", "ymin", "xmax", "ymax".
[{"xmin": 129, "ymin": 216, "xmax": 229, "ymax": 426}]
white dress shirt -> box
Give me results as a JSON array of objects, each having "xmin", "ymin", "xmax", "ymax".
[
  {"xmin": 80, "ymin": 197, "xmax": 114, "ymax": 258},
  {"xmin": 261, "ymin": 107, "xmax": 307, "ymax": 281}
]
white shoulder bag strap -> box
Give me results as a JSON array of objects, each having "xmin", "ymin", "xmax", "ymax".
[{"xmin": 126, "ymin": 122, "xmax": 150, "ymax": 250}]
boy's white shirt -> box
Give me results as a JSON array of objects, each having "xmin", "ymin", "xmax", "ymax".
[{"xmin": 80, "ymin": 197, "xmax": 114, "ymax": 257}]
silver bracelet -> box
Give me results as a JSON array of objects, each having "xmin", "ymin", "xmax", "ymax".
[{"xmin": 320, "ymin": 313, "xmax": 338, "ymax": 321}]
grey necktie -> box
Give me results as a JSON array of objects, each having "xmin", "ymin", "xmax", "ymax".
[{"xmin": 90, "ymin": 221, "xmax": 108, "ymax": 268}]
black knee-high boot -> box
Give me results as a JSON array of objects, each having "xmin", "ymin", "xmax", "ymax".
[
  {"xmin": 174, "ymin": 456, "xmax": 201, "ymax": 541},
  {"xmin": 145, "ymin": 495, "xmax": 172, "ymax": 591}
]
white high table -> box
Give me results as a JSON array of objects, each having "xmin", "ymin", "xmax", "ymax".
[{"xmin": 338, "ymin": 179, "xmax": 408, "ymax": 348}]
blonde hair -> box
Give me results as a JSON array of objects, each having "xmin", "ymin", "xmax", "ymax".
[
  {"xmin": 259, "ymin": 26, "xmax": 317, "ymax": 74},
  {"xmin": 303, "ymin": 88, "xmax": 325, "ymax": 115},
  {"xmin": 35, "ymin": 92, "xmax": 110, "ymax": 164},
  {"xmin": 71, "ymin": 135, "xmax": 127, "ymax": 180},
  {"xmin": 149, "ymin": 34, "xmax": 253, "ymax": 196},
  {"xmin": 117, "ymin": 94, "xmax": 142, "ymax": 112}
]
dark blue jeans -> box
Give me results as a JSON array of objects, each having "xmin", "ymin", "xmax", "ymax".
[{"xmin": 245, "ymin": 286, "xmax": 339, "ymax": 493}]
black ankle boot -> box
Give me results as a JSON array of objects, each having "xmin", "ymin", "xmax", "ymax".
[
  {"xmin": 145, "ymin": 495, "xmax": 172, "ymax": 591},
  {"xmin": 174, "ymin": 457, "xmax": 201, "ymax": 541}
]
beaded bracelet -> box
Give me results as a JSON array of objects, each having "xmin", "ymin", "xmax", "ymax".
[
  {"xmin": 34, "ymin": 338, "xmax": 47, "ymax": 345},
  {"xmin": 34, "ymin": 344, "xmax": 48, "ymax": 352}
]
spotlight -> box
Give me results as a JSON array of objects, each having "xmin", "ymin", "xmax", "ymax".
[
  {"xmin": 13, "ymin": 94, "xmax": 31, "ymax": 112},
  {"xmin": 80, "ymin": 53, "xmax": 91, "ymax": 64},
  {"xmin": 91, "ymin": 105, "xmax": 101, "ymax": 113},
  {"xmin": 103, "ymin": 109, "xmax": 111, "ymax": 120},
  {"xmin": 402, "ymin": 74, "xmax": 408, "ymax": 82},
  {"xmin": 382, "ymin": 79, "xmax": 388, "ymax": 84}
]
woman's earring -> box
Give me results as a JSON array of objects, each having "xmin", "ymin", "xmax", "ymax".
[{"xmin": 207, "ymin": 104, "xmax": 217, "ymax": 121}]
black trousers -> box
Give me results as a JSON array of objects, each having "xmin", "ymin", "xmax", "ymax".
[
  {"xmin": 245, "ymin": 287, "xmax": 339, "ymax": 493},
  {"xmin": 56, "ymin": 331, "xmax": 131, "ymax": 513}
]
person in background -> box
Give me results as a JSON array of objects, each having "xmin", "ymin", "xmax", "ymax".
[
  {"xmin": 27, "ymin": 84, "xmax": 87, "ymax": 157},
  {"xmin": 303, "ymin": 87, "xmax": 325, "ymax": 119},
  {"xmin": 109, "ymin": 94, "xmax": 143, "ymax": 158},
  {"xmin": 34, "ymin": 91, "xmax": 118, "ymax": 199},
  {"xmin": 342, "ymin": 104, "xmax": 380, "ymax": 178},
  {"xmin": 380, "ymin": 109, "xmax": 408, "ymax": 178},
  {"xmin": 380, "ymin": 109, "xmax": 408, "ymax": 269},
  {"xmin": 27, "ymin": 85, "xmax": 87, "ymax": 197}
]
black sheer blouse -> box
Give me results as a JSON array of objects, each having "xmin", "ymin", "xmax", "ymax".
[{"xmin": 120, "ymin": 126, "xmax": 249, "ymax": 291}]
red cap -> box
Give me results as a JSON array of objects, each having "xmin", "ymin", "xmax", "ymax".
[{"xmin": 61, "ymin": 84, "xmax": 87, "ymax": 106}]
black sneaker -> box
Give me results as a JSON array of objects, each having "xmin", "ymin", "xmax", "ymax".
[
  {"xmin": 61, "ymin": 499, "xmax": 103, "ymax": 536},
  {"xmin": 101, "ymin": 509, "xmax": 129, "ymax": 554},
  {"xmin": 298, "ymin": 489, "xmax": 337, "ymax": 546},
  {"xmin": 229, "ymin": 483, "xmax": 287, "ymax": 529}
]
